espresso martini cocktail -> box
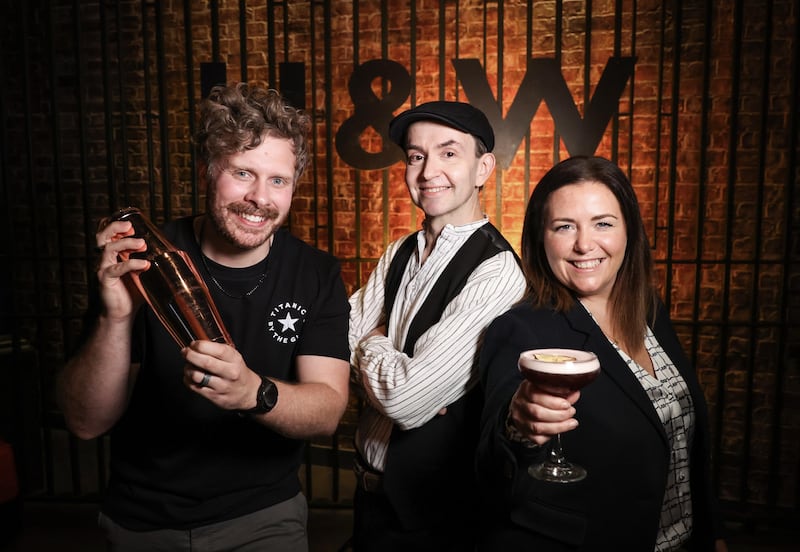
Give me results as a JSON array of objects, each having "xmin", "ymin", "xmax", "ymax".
[
  {"xmin": 518, "ymin": 349, "xmax": 601, "ymax": 396},
  {"xmin": 517, "ymin": 348, "xmax": 601, "ymax": 483}
]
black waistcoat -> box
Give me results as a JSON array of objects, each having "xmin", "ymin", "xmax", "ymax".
[{"xmin": 381, "ymin": 223, "xmax": 518, "ymax": 531}]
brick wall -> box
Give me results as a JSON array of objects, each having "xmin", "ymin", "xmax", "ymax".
[{"xmin": 2, "ymin": 0, "xmax": 798, "ymax": 517}]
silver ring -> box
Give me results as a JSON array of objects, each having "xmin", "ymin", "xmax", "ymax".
[{"xmin": 198, "ymin": 373, "xmax": 211, "ymax": 388}]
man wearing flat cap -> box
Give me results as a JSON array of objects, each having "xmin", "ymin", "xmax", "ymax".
[{"xmin": 348, "ymin": 101, "xmax": 526, "ymax": 550}]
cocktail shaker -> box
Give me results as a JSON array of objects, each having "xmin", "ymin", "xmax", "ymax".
[{"xmin": 109, "ymin": 207, "xmax": 233, "ymax": 348}]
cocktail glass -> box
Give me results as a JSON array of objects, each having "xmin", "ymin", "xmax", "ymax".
[{"xmin": 518, "ymin": 348, "xmax": 600, "ymax": 483}]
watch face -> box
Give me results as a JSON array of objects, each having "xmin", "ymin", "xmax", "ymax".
[{"xmin": 257, "ymin": 377, "xmax": 278, "ymax": 412}]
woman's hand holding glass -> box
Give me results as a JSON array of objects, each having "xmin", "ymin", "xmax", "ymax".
[{"xmin": 508, "ymin": 380, "xmax": 580, "ymax": 447}]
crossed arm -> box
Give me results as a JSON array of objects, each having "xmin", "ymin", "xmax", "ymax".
[{"xmin": 350, "ymin": 249, "xmax": 525, "ymax": 429}]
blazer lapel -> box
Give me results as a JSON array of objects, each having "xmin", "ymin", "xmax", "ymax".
[{"xmin": 564, "ymin": 304, "xmax": 670, "ymax": 448}]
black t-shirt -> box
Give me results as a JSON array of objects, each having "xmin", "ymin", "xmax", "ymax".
[{"xmin": 102, "ymin": 217, "xmax": 350, "ymax": 530}]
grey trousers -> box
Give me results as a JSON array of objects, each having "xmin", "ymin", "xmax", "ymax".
[{"xmin": 98, "ymin": 492, "xmax": 308, "ymax": 552}]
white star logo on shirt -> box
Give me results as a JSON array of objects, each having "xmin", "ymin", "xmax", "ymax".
[{"xmin": 278, "ymin": 313, "xmax": 298, "ymax": 332}]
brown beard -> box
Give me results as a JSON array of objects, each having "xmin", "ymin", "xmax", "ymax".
[{"xmin": 208, "ymin": 203, "xmax": 284, "ymax": 251}]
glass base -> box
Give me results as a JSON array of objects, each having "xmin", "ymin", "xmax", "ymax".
[{"xmin": 528, "ymin": 461, "xmax": 587, "ymax": 483}]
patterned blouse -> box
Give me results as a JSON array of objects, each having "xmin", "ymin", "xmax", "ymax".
[{"xmin": 610, "ymin": 327, "xmax": 696, "ymax": 552}]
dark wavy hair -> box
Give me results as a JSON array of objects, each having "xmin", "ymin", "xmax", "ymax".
[
  {"xmin": 521, "ymin": 156, "xmax": 658, "ymax": 350},
  {"xmin": 194, "ymin": 82, "xmax": 311, "ymax": 185}
]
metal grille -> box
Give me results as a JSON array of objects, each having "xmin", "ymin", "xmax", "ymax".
[{"xmin": 0, "ymin": 0, "xmax": 798, "ymax": 527}]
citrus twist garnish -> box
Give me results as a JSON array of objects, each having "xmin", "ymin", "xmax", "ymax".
[{"xmin": 532, "ymin": 353, "xmax": 577, "ymax": 363}]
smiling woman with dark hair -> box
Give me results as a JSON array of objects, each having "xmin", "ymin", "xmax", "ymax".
[{"xmin": 476, "ymin": 156, "xmax": 727, "ymax": 551}]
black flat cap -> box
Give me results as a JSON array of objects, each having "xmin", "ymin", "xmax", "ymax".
[{"xmin": 388, "ymin": 101, "xmax": 495, "ymax": 152}]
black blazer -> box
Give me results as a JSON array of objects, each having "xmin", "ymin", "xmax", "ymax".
[{"xmin": 476, "ymin": 300, "xmax": 723, "ymax": 551}]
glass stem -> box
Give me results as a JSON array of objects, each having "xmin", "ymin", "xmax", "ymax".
[{"xmin": 549, "ymin": 433, "xmax": 567, "ymax": 465}]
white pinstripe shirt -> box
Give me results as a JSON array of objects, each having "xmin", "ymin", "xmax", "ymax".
[{"xmin": 349, "ymin": 218, "xmax": 526, "ymax": 472}]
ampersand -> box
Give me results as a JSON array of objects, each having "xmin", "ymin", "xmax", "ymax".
[{"xmin": 335, "ymin": 59, "xmax": 411, "ymax": 170}]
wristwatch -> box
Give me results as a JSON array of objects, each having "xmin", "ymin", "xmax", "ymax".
[{"xmin": 242, "ymin": 375, "xmax": 279, "ymax": 415}]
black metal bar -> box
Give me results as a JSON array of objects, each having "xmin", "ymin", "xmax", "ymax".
[
  {"xmin": 744, "ymin": 0, "xmax": 775, "ymax": 511},
  {"xmin": 240, "ymin": 0, "xmax": 248, "ymax": 82},
  {"xmin": 347, "ymin": 0, "xmax": 360, "ymax": 270},
  {"xmin": 410, "ymin": 1, "xmax": 417, "ymax": 107},
  {"xmin": 584, "ymin": 1, "xmax": 592, "ymax": 113},
  {"xmin": 141, "ymin": 0, "xmax": 157, "ymax": 218},
  {"xmin": 1, "ymin": 0, "xmax": 37, "ymax": 498},
  {"xmin": 309, "ymin": 0, "xmax": 321, "ymax": 250},
  {"xmin": 454, "ymin": 0, "xmax": 461, "ymax": 78},
  {"xmin": 267, "ymin": 0, "xmax": 276, "ymax": 88},
  {"xmin": 610, "ymin": 0, "xmax": 622, "ymax": 163},
  {"xmin": 116, "ymin": 1, "xmax": 131, "ymax": 207},
  {"xmin": 663, "ymin": 1, "xmax": 682, "ymax": 313},
  {"xmin": 184, "ymin": 0, "xmax": 200, "ymax": 214},
  {"xmin": 408, "ymin": 1, "xmax": 418, "ymax": 233},
  {"xmin": 281, "ymin": 0, "xmax": 289, "ymax": 60},
  {"xmin": 523, "ymin": 0, "xmax": 533, "ymax": 203},
  {"xmin": 438, "ymin": 0, "xmax": 446, "ymax": 99},
  {"xmin": 624, "ymin": 0, "xmax": 636, "ymax": 177},
  {"xmin": 100, "ymin": 1, "xmax": 118, "ymax": 217},
  {"xmin": 303, "ymin": 441, "xmax": 313, "ymax": 502},
  {"xmin": 96, "ymin": 437, "xmax": 107, "ymax": 497},
  {"xmin": 0, "ymin": 0, "xmax": 9, "ymax": 318},
  {"xmin": 652, "ymin": 1, "xmax": 667, "ymax": 251},
  {"xmin": 67, "ymin": 436, "xmax": 82, "ymax": 496},
  {"xmin": 379, "ymin": 0, "xmax": 389, "ymax": 252},
  {"xmin": 495, "ymin": 0, "xmax": 504, "ymax": 230},
  {"xmin": 28, "ymin": 0, "xmax": 53, "ymax": 499},
  {"xmin": 155, "ymin": 0, "xmax": 171, "ymax": 221},
  {"xmin": 210, "ymin": 0, "xmax": 220, "ymax": 62},
  {"xmin": 691, "ymin": 0, "xmax": 714, "ymax": 493},
  {"xmin": 553, "ymin": 0, "xmax": 563, "ymax": 163},
  {"xmin": 722, "ymin": 0, "xmax": 745, "ymax": 503},
  {"xmin": 0, "ymin": 0, "xmax": 13, "ymax": 402},
  {"xmin": 321, "ymin": 0, "xmax": 332, "ymax": 253},
  {"xmin": 770, "ymin": 0, "xmax": 800, "ymax": 512},
  {"xmin": 69, "ymin": 0, "xmax": 93, "ymax": 494},
  {"xmin": 0, "ymin": 0, "xmax": 8, "ymax": 263},
  {"xmin": 481, "ymin": 2, "xmax": 487, "ymax": 95}
]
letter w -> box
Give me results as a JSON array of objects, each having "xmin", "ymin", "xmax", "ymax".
[{"xmin": 452, "ymin": 57, "xmax": 635, "ymax": 169}]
